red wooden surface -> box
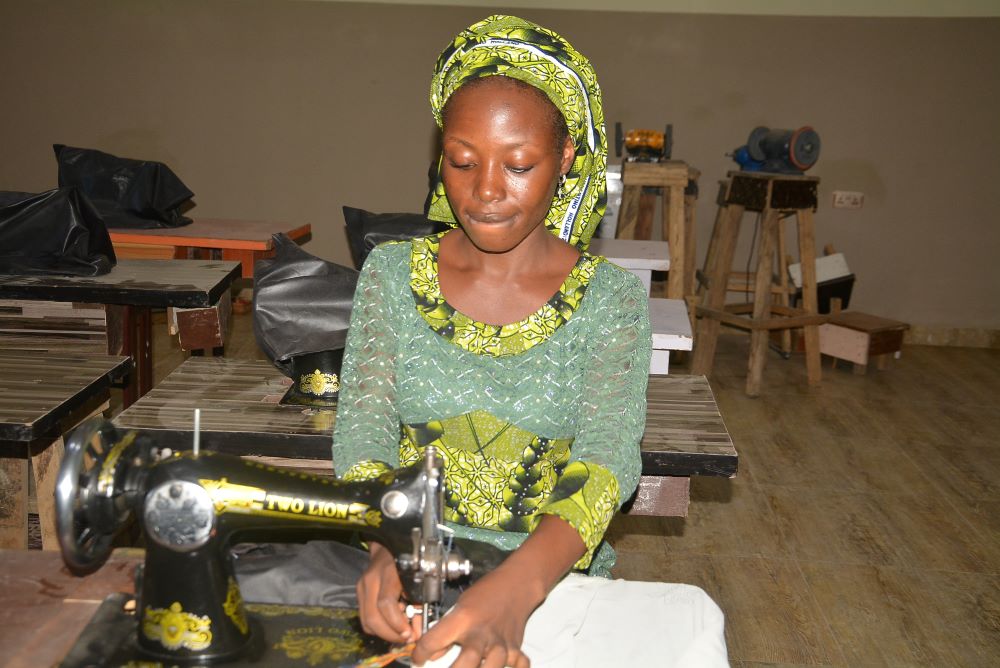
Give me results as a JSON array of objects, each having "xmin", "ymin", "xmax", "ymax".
[{"xmin": 0, "ymin": 548, "xmax": 139, "ymax": 668}]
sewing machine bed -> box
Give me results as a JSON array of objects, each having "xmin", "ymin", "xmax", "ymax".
[{"xmin": 61, "ymin": 592, "xmax": 405, "ymax": 667}]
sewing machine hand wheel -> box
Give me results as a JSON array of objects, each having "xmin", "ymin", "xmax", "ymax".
[{"xmin": 55, "ymin": 418, "xmax": 139, "ymax": 574}]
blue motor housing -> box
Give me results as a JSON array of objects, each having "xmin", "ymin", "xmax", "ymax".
[{"xmin": 731, "ymin": 126, "xmax": 820, "ymax": 174}]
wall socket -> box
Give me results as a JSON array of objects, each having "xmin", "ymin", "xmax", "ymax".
[{"xmin": 832, "ymin": 191, "xmax": 864, "ymax": 209}]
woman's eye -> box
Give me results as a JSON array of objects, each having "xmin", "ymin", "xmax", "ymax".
[
  {"xmin": 507, "ymin": 165, "xmax": 533, "ymax": 174},
  {"xmin": 447, "ymin": 160, "xmax": 474, "ymax": 170}
]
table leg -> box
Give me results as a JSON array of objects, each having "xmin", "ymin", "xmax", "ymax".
[
  {"xmin": 616, "ymin": 185, "xmax": 642, "ymax": 240},
  {"xmin": 121, "ymin": 306, "xmax": 154, "ymax": 407},
  {"xmin": 0, "ymin": 455, "xmax": 29, "ymax": 549},
  {"xmin": 746, "ymin": 209, "xmax": 780, "ymax": 397},
  {"xmin": 797, "ymin": 209, "xmax": 822, "ymax": 386},
  {"xmin": 691, "ymin": 204, "xmax": 744, "ymax": 376},
  {"xmin": 665, "ymin": 183, "xmax": 686, "ymax": 300},
  {"xmin": 222, "ymin": 248, "xmax": 261, "ymax": 279},
  {"xmin": 30, "ymin": 436, "xmax": 66, "ymax": 550}
]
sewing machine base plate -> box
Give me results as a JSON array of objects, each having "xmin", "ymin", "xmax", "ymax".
[{"xmin": 61, "ymin": 593, "xmax": 406, "ymax": 667}]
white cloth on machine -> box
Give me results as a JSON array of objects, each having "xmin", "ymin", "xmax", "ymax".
[{"xmin": 420, "ymin": 573, "xmax": 729, "ymax": 667}]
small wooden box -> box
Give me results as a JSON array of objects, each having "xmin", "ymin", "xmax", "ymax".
[{"xmin": 819, "ymin": 311, "xmax": 909, "ymax": 374}]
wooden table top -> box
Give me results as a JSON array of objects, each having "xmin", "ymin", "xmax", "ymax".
[
  {"xmin": 0, "ymin": 548, "xmax": 139, "ymax": 668},
  {"xmin": 0, "ymin": 259, "xmax": 241, "ymax": 308},
  {"xmin": 0, "ymin": 350, "xmax": 131, "ymax": 443},
  {"xmin": 109, "ymin": 218, "xmax": 312, "ymax": 251},
  {"xmin": 589, "ymin": 238, "xmax": 670, "ymax": 271},
  {"xmin": 114, "ymin": 358, "xmax": 737, "ymax": 478}
]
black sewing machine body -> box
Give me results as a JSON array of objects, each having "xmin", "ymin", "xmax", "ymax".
[{"xmin": 55, "ymin": 418, "xmax": 481, "ymax": 667}]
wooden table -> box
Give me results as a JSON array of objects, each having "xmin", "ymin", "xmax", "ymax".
[
  {"xmin": 110, "ymin": 218, "xmax": 312, "ymax": 279},
  {"xmin": 0, "ymin": 548, "xmax": 140, "ymax": 668},
  {"xmin": 114, "ymin": 358, "xmax": 737, "ymax": 516},
  {"xmin": 589, "ymin": 238, "xmax": 670, "ymax": 296},
  {"xmin": 0, "ymin": 350, "xmax": 132, "ymax": 549},
  {"xmin": 0, "ymin": 259, "xmax": 241, "ymax": 405}
]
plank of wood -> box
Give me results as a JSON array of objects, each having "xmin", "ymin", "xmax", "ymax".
[
  {"xmin": 0, "ymin": 259, "xmax": 241, "ymax": 309},
  {"xmin": 109, "ymin": 218, "xmax": 311, "ymax": 250}
]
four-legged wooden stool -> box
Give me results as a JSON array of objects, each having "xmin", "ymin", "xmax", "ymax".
[
  {"xmin": 615, "ymin": 160, "xmax": 699, "ymax": 301},
  {"xmin": 691, "ymin": 171, "xmax": 825, "ymax": 396}
]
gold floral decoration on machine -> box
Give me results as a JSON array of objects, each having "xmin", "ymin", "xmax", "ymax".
[{"xmin": 142, "ymin": 601, "xmax": 212, "ymax": 651}]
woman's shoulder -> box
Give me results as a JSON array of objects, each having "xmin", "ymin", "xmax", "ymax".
[
  {"xmin": 585, "ymin": 254, "xmax": 648, "ymax": 300},
  {"xmin": 360, "ymin": 233, "xmax": 444, "ymax": 273}
]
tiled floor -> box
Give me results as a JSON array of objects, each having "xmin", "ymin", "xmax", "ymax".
[{"xmin": 609, "ymin": 338, "xmax": 1000, "ymax": 666}]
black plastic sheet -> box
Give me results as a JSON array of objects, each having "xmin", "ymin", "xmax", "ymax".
[
  {"xmin": 54, "ymin": 144, "xmax": 194, "ymax": 229},
  {"xmin": 253, "ymin": 234, "xmax": 359, "ymax": 376},
  {"xmin": 0, "ymin": 188, "xmax": 116, "ymax": 276},
  {"xmin": 343, "ymin": 206, "xmax": 447, "ymax": 269}
]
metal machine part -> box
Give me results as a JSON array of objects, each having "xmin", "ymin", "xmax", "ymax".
[
  {"xmin": 55, "ymin": 417, "xmax": 475, "ymax": 664},
  {"xmin": 732, "ymin": 126, "xmax": 821, "ymax": 174}
]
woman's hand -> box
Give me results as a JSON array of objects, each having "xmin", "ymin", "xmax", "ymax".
[
  {"xmin": 411, "ymin": 567, "xmax": 535, "ymax": 668},
  {"xmin": 412, "ymin": 515, "xmax": 587, "ymax": 668},
  {"xmin": 356, "ymin": 542, "xmax": 419, "ymax": 644}
]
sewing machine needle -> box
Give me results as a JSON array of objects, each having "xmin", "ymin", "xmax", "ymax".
[
  {"xmin": 193, "ymin": 408, "xmax": 201, "ymax": 457},
  {"xmin": 422, "ymin": 602, "xmax": 430, "ymax": 634}
]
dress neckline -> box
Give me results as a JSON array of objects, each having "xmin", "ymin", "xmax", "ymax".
[{"xmin": 409, "ymin": 232, "xmax": 603, "ymax": 357}]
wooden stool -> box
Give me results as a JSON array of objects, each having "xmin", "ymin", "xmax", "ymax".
[
  {"xmin": 691, "ymin": 171, "xmax": 826, "ymax": 397},
  {"xmin": 820, "ymin": 311, "xmax": 909, "ymax": 374},
  {"xmin": 615, "ymin": 161, "xmax": 699, "ymax": 300}
]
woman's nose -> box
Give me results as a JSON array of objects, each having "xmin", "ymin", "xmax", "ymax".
[{"xmin": 475, "ymin": 162, "xmax": 505, "ymax": 202}]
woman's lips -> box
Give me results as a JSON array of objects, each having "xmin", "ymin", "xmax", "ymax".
[{"xmin": 467, "ymin": 212, "xmax": 513, "ymax": 225}]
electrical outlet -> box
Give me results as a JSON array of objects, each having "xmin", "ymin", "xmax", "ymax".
[{"xmin": 832, "ymin": 191, "xmax": 864, "ymax": 209}]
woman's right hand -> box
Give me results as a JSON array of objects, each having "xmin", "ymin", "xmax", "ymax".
[{"xmin": 356, "ymin": 542, "xmax": 418, "ymax": 644}]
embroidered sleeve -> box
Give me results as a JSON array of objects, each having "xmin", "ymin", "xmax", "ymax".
[
  {"xmin": 331, "ymin": 245, "xmax": 403, "ymax": 477},
  {"xmin": 539, "ymin": 268, "xmax": 651, "ymax": 567},
  {"xmin": 534, "ymin": 461, "xmax": 620, "ymax": 569}
]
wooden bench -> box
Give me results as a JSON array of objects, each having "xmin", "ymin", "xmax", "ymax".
[
  {"xmin": 113, "ymin": 358, "xmax": 737, "ymax": 518},
  {"xmin": 0, "ymin": 350, "xmax": 132, "ymax": 549}
]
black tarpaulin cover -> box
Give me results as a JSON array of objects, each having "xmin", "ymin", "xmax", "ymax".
[
  {"xmin": 343, "ymin": 206, "xmax": 447, "ymax": 269},
  {"xmin": 253, "ymin": 234, "xmax": 359, "ymax": 376},
  {"xmin": 0, "ymin": 188, "xmax": 116, "ymax": 276},
  {"xmin": 54, "ymin": 144, "xmax": 194, "ymax": 229}
]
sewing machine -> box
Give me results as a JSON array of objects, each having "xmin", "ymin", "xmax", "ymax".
[{"xmin": 54, "ymin": 416, "xmax": 487, "ymax": 666}]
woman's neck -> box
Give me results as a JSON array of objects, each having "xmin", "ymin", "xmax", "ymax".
[{"xmin": 437, "ymin": 228, "xmax": 581, "ymax": 326}]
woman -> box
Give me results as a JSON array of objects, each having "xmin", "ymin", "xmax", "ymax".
[{"xmin": 333, "ymin": 16, "xmax": 722, "ymax": 668}]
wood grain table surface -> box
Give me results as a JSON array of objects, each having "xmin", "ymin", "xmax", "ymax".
[
  {"xmin": 114, "ymin": 357, "xmax": 737, "ymax": 478},
  {"xmin": 0, "ymin": 548, "xmax": 140, "ymax": 668},
  {"xmin": 0, "ymin": 349, "xmax": 131, "ymax": 445}
]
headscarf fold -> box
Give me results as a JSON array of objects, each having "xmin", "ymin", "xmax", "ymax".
[{"xmin": 428, "ymin": 15, "xmax": 607, "ymax": 251}]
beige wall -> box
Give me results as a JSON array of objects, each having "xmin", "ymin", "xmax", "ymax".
[{"xmin": 1, "ymin": 1, "xmax": 998, "ymax": 330}]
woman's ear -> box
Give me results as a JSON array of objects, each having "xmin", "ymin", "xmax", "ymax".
[{"xmin": 559, "ymin": 136, "xmax": 575, "ymax": 175}]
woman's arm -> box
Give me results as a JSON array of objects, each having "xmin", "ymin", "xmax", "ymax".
[
  {"xmin": 534, "ymin": 267, "xmax": 652, "ymax": 569},
  {"xmin": 331, "ymin": 245, "xmax": 403, "ymax": 478}
]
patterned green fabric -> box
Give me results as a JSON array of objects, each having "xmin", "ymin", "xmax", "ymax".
[
  {"xmin": 410, "ymin": 232, "xmax": 605, "ymax": 357},
  {"xmin": 333, "ymin": 240, "xmax": 651, "ymax": 573},
  {"xmin": 427, "ymin": 15, "xmax": 608, "ymax": 251}
]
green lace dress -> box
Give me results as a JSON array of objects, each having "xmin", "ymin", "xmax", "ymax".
[{"xmin": 331, "ymin": 233, "xmax": 651, "ymax": 576}]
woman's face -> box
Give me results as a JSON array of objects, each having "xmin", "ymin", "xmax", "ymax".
[{"xmin": 441, "ymin": 78, "xmax": 575, "ymax": 254}]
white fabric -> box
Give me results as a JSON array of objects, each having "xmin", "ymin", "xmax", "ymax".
[{"xmin": 420, "ymin": 574, "xmax": 729, "ymax": 667}]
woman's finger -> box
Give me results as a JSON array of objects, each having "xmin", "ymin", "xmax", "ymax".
[{"xmin": 482, "ymin": 644, "xmax": 509, "ymax": 668}]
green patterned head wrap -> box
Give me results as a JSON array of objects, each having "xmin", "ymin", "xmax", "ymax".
[{"xmin": 428, "ymin": 15, "xmax": 608, "ymax": 251}]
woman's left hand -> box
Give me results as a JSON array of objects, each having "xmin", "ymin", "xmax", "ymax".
[{"xmin": 411, "ymin": 567, "xmax": 534, "ymax": 668}]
